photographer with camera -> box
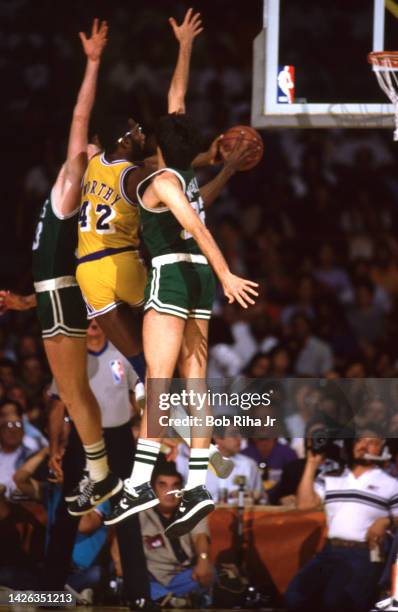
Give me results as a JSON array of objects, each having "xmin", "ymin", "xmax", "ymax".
[{"xmin": 285, "ymin": 429, "xmax": 398, "ymax": 612}]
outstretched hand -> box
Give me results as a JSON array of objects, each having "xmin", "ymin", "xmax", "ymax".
[
  {"xmin": 222, "ymin": 273, "xmax": 259, "ymax": 309},
  {"xmin": 79, "ymin": 18, "xmax": 108, "ymax": 61},
  {"xmin": 169, "ymin": 8, "xmax": 203, "ymax": 46},
  {"xmin": 221, "ymin": 132, "xmax": 256, "ymax": 173},
  {"xmin": 0, "ymin": 291, "xmax": 27, "ymax": 314}
]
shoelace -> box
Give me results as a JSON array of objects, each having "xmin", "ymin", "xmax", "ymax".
[
  {"xmin": 77, "ymin": 479, "xmax": 95, "ymax": 506},
  {"xmin": 123, "ymin": 478, "xmax": 139, "ymax": 499},
  {"xmin": 166, "ymin": 489, "xmax": 185, "ymax": 512},
  {"xmin": 78, "ymin": 474, "xmax": 90, "ymax": 493}
]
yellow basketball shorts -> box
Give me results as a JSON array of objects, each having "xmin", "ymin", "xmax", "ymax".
[{"xmin": 76, "ymin": 250, "xmax": 147, "ymax": 319}]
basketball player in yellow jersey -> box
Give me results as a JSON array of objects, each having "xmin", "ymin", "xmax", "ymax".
[{"xmin": 75, "ymin": 8, "xmax": 247, "ymax": 388}]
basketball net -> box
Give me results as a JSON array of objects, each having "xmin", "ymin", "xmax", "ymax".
[{"xmin": 369, "ymin": 51, "xmax": 398, "ymax": 141}]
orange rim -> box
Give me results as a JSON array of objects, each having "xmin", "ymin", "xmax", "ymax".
[{"xmin": 368, "ymin": 51, "xmax": 398, "ymax": 68}]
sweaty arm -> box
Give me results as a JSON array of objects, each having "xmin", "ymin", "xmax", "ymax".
[
  {"xmin": 150, "ymin": 173, "xmax": 258, "ymax": 309},
  {"xmin": 54, "ymin": 19, "xmax": 108, "ymax": 217}
]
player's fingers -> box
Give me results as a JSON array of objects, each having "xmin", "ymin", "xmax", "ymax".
[
  {"xmin": 225, "ymin": 291, "xmax": 235, "ymax": 304},
  {"xmin": 184, "ymin": 8, "xmax": 193, "ymax": 24},
  {"xmin": 168, "ymin": 17, "xmax": 178, "ymax": 34},
  {"xmin": 78, "ymin": 32, "xmax": 87, "ymax": 45},
  {"xmin": 243, "ymin": 280, "xmax": 259, "ymax": 288},
  {"xmin": 235, "ymin": 292, "xmax": 248, "ymax": 309},
  {"xmin": 240, "ymin": 290, "xmax": 255, "ymax": 305},
  {"xmin": 92, "ymin": 17, "xmax": 99, "ymax": 36},
  {"xmin": 191, "ymin": 13, "xmax": 202, "ymax": 27},
  {"xmin": 193, "ymin": 27, "xmax": 204, "ymax": 36},
  {"xmin": 243, "ymin": 285, "xmax": 259, "ymax": 297}
]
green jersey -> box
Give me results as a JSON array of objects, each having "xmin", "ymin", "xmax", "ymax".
[
  {"xmin": 136, "ymin": 167, "xmax": 205, "ymax": 258},
  {"xmin": 32, "ymin": 194, "xmax": 79, "ymax": 283}
]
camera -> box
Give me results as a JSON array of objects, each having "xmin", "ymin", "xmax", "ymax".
[{"xmin": 307, "ymin": 428, "xmax": 343, "ymax": 463}]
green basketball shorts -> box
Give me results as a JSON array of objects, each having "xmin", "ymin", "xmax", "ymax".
[
  {"xmin": 144, "ymin": 253, "xmax": 216, "ymax": 320},
  {"xmin": 34, "ymin": 276, "xmax": 88, "ymax": 339}
]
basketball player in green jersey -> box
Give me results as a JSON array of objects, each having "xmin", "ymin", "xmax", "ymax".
[
  {"xmin": 28, "ymin": 20, "xmax": 122, "ymax": 506},
  {"xmin": 105, "ymin": 18, "xmax": 258, "ymax": 535}
]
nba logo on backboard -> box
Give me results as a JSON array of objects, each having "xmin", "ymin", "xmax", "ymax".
[
  {"xmin": 277, "ymin": 65, "xmax": 295, "ymax": 104},
  {"xmin": 110, "ymin": 359, "xmax": 125, "ymax": 384}
]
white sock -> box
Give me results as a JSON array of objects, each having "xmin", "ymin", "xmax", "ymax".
[
  {"xmin": 129, "ymin": 438, "xmax": 161, "ymax": 488},
  {"xmin": 186, "ymin": 447, "xmax": 210, "ymax": 490},
  {"xmin": 84, "ymin": 438, "xmax": 109, "ymax": 483}
]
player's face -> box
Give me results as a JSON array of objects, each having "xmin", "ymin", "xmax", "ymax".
[{"xmin": 119, "ymin": 121, "xmax": 146, "ymax": 161}]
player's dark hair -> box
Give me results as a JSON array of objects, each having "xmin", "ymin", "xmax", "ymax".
[
  {"xmin": 0, "ymin": 398, "xmax": 23, "ymax": 418},
  {"xmin": 155, "ymin": 113, "xmax": 203, "ymax": 170},
  {"xmin": 95, "ymin": 116, "xmax": 130, "ymax": 154},
  {"xmin": 150, "ymin": 459, "xmax": 183, "ymax": 487}
]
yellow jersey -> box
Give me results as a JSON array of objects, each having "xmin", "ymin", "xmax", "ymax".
[{"xmin": 77, "ymin": 153, "xmax": 140, "ymax": 261}]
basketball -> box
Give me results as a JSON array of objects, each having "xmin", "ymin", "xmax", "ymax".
[{"xmin": 219, "ymin": 125, "xmax": 264, "ymax": 171}]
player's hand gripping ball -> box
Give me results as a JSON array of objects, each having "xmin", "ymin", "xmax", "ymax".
[{"xmin": 220, "ymin": 125, "xmax": 264, "ymax": 171}]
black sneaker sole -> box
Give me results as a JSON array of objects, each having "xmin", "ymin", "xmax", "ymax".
[
  {"xmin": 104, "ymin": 497, "xmax": 160, "ymax": 526},
  {"xmin": 165, "ymin": 499, "xmax": 215, "ymax": 538},
  {"xmin": 67, "ymin": 479, "xmax": 123, "ymax": 516}
]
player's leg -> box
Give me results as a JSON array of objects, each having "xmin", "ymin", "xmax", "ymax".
[
  {"xmin": 164, "ymin": 318, "xmax": 215, "ymax": 538},
  {"xmin": 96, "ymin": 303, "xmax": 146, "ymax": 382},
  {"xmin": 104, "ymin": 308, "xmax": 186, "ymax": 526},
  {"xmin": 77, "ymin": 251, "xmax": 147, "ymax": 382},
  {"xmin": 43, "ymin": 335, "xmax": 122, "ymax": 513}
]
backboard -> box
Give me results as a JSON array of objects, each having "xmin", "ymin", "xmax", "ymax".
[{"xmin": 252, "ymin": 0, "xmax": 398, "ymax": 129}]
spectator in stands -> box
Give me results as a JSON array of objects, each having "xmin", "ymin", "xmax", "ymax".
[
  {"xmin": 347, "ymin": 281, "xmax": 385, "ymax": 344},
  {"xmin": 268, "ymin": 415, "xmax": 344, "ymax": 506},
  {"xmin": 290, "ymin": 314, "xmax": 333, "ymax": 376},
  {"xmin": 281, "ymin": 275, "xmax": 317, "ymax": 327},
  {"xmin": 0, "ymin": 411, "xmax": 34, "ymax": 497},
  {"xmin": 207, "ymin": 317, "xmax": 244, "ymax": 378},
  {"xmin": 243, "ymin": 352, "xmax": 271, "ymax": 379},
  {"xmin": 0, "ymin": 358, "xmax": 18, "ymax": 389},
  {"xmin": 0, "ymin": 398, "xmax": 47, "ymax": 452},
  {"xmin": 371, "ymin": 243, "xmax": 398, "ymax": 298},
  {"xmin": 313, "ymin": 243, "xmax": 352, "ymax": 302},
  {"xmin": 140, "ymin": 462, "xmax": 213, "ymax": 607},
  {"xmin": 20, "ymin": 356, "xmax": 47, "ymax": 400},
  {"xmin": 285, "ymin": 429, "xmax": 398, "ymax": 612},
  {"xmin": 13, "ymin": 450, "xmax": 108, "ymax": 605},
  {"xmin": 241, "ymin": 437, "xmax": 297, "ymax": 484},
  {"xmin": 0, "ymin": 482, "xmax": 41, "ymax": 590},
  {"xmin": 269, "ymin": 344, "xmax": 293, "ymax": 377}
]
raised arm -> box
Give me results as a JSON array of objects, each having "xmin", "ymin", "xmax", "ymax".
[
  {"xmin": 54, "ymin": 19, "xmax": 107, "ymax": 215},
  {"xmin": 168, "ymin": 8, "xmax": 203, "ymax": 114},
  {"xmin": 66, "ymin": 18, "xmax": 108, "ymax": 172},
  {"xmin": 150, "ymin": 174, "xmax": 259, "ymax": 309}
]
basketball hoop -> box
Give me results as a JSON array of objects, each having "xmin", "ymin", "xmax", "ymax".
[{"xmin": 368, "ymin": 51, "xmax": 398, "ymax": 140}]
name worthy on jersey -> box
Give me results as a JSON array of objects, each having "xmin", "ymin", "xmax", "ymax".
[{"xmin": 78, "ymin": 153, "xmax": 140, "ymax": 260}]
